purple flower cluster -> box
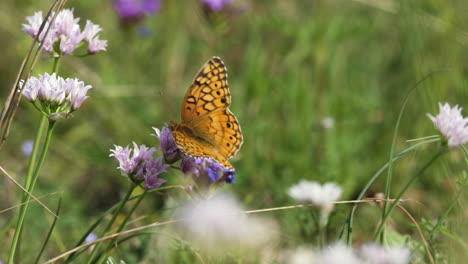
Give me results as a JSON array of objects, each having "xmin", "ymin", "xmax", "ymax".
[
  {"xmin": 22, "ymin": 9, "xmax": 107, "ymax": 55},
  {"xmin": 111, "ymin": 125, "xmax": 236, "ymax": 190},
  {"xmin": 110, "ymin": 143, "xmax": 169, "ymax": 190},
  {"xmin": 21, "ymin": 73, "xmax": 91, "ymax": 116},
  {"xmin": 181, "ymin": 157, "xmax": 236, "ymax": 186},
  {"xmin": 113, "ymin": 0, "xmax": 160, "ymax": 20}
]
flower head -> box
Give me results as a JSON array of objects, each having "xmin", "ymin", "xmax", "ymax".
[
  {"xmin": 181, "ymin": 157, "xmax": 236, "ymax": 188},
  {"xmin": 21, "ymin": 140, "xmax": 34, "ymax": 157},
  {"xmin": 22, "ymin": 11, "xmax": 44, "ymax": 36},
  {"xmin": 110, "ymin": 143, "xmax": 169, "ymax": 190},
  {"xmin": 177, "ymin": 192, "xmax": 276, "ymax": 254},
  {"xmin": 427, "ymin": 102, "xmax": 468, "ymax": 148},
  {"xmin": 113, "ymin": 0, "xmax": 161, "ymax": 21},
  {"xmin": 288, "ymin": 180, "xmax": 342, "ymax": 213},
  {"xmin": 20, "ymin": 73, "xmax": 91, "ymax": 117},
  {"xmin": 152, "ymin": 126, "xmax": 182, "ymax": 163},
  {"xmin": 201, "ymin": 0, "xmax": 232, "ymax": 11},
  {"xmin": 22, "ymin": 9, "xmax": 106, "ymax": 55},
  {"xmin": 359, "ymin": 244, "xmax": 411, "ymax": 264},
  {"xmin": 315, "ymin": 243, "xmax": 361, "ymax": 264},
  {"xmin": 85, "ymin": 233, "xmax": 98, "ymax": 243},
  {"xmin": 82, "ymin": 21, "xmax": 108, "ymax": 54}
]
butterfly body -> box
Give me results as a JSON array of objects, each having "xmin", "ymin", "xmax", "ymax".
[{"xmin": 169, "ymin": 57, "xmax": 243, "ymax": 170}]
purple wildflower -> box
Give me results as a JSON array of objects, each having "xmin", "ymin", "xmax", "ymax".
[
  {"xmin": 85, "ymin": 233, "xmax": 98, "ymax": 243},
  {"xmin": 201, "ymin": 0, "xmax": 232, "ymax": 11},
  {"xmin": 21, "ymin": 140, "xmax": 34, "ymax": 157},
  {"xmin": 182, "ymin": 157, "xmax": 236, "ymax": 187},
  {"xmin": 113, "ymin": 0, "xmax": 161, "ymax": 20},
  {"xmin": 110, "ymin": 143, "xmax": 169, "ymax": 190},
  {"xmin": 22, "ymin": 9, "xmax": 106, "ymax": 55},
  {"xmin": 20, "ymin": 73, "xmax": 92, "ymax": 117},
  {"xmin": 152, "ymin": 126, "xmax": 182, "ymax": 163}
]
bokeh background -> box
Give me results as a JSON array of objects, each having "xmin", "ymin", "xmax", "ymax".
[{"xmin": 0, "ymin": 0, "xmax": 467, "ymax": 262}]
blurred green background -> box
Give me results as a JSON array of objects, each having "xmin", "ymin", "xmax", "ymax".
[{"xmin": 0, "ymin": 0, "xmax": 467, "ymax": 262}]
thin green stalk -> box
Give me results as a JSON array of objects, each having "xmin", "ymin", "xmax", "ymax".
[
  {"xmin": 427, "ymin": 175, "xmax": 468, "ymax": 241},
  {"xmin": 65, "ymin": 186, "xmax": 174, "ymax": 262},
  {"xmin": 1, "ymin": 115, "xmax": 46, "ymax": 253},
  {"xmin": 86, "ymin": 184, "xmax": 136, "ymax": 264},
  {"xmin": 24, "ymin": 115, "xmax": 47, "ymax": 190},
  {"xmin": 340, "ymin": 138, "xmax": 440, "ymax": 245},
  {"xmin": 318, "ymin": 211, "xmax": 329, "ymax": 248},
  {"xmin": 8, "ymin": 120, "xmax": 56, "ymax": 264},
  {"xmin": 52, "ymin": 56, "xmax": 61, "ymax": 73},
  {"xmin": 35, "ymin": 197, "xmax": 62, "ymax": 264},
  {"xmin": 380, "ymin": 71, "xmax": 442, "ymax": 243},
  {"xmin": 65, "ymin": 201, "xmax": 127, "ymax": 263},
  {"xmin": 96, "ymin": 190, "xmax": 148, "ymax": 264},
  {"xmin": 374, "ymin": 148, "xmax": 445, "ymax": 240}
]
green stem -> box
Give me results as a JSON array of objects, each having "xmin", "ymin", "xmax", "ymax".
[
  {"xmin": 8, "ymin": 120, "xmax": 56, "ymax": 264},
  {"xmin": 340, "ymin": 138, "xmax": 440, "ymax": 245},
  {"xmin": 96, "ymin": 190, "xmax": 148, "ymax": 264},
  {"xmin": 318, "ymin": 210, "xmax": 329, "ymax": 248},
  {"xmin": 52, "ymin": 56, "xmax": 60, "ymax": 73},
  {"xmin": 86, "ymin": 184, "xmax": 136, "ymax": 264},
  {"xmin": 427, "ymin": 175, "xmax": 468, "ymax": 241},
  {"xmin": 34, "ymin": 197, "xmax": 62, "ymax": 264},
  {"xmin": 374, "ymin": 148, "xmax": 445, "ymax": 240},
  {"xmin": 65, "ymin": 186, "xmax": 173, "ymax": 262},
  {"xmin": 24, "ymin": 115, "xmax": 47, "ymax": 191}
]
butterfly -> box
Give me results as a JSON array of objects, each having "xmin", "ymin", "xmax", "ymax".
[{"xmin": 169, "ymin": 57, "xmax": 243, "ymax": 170}]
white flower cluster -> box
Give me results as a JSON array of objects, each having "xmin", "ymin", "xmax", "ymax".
[
  {"xmin": 427, "ymin": 102, "xmax": 468, "ymax": 148},
  {"xmin": 288, "ymin": 180, "xmax": 343, "ymax": 213},
  {"xmin": 21, "ymin": 73, "xmax": 91, "ymax": 115}
]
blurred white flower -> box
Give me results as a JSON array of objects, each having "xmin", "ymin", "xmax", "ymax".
[
  {"xmin": 359, "ymin": 244, "xmax": 411, "ymax": 264},
  {"xmin": 286, "ymin": 242, "xmax": 411, "ymax": 264},
  {"xmin": 321, "ymin": 116, "xmax": 335, "ymax": 130},
  {"xmin": 427, "ymin": 102, "xmax": 468, "ymax": 148},
  {"xmin": 315, "ymin": 242, "xmax": 361, "ymax": 264},
  {"xmin": 288, "ymin": 180, "xmax": 342, "ymax": 212},
  {"xmin": 287, "ymin": 247, "xmax": 316, "ymax": 264},
  {"xmin": 177, "ymin": 192, "xmax": 276, "ymax": 255}
]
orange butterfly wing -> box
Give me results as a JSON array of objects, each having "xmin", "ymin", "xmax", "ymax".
[{"xmin": 170, "ymin": 57, "xmax": 243, "ymax": 170}]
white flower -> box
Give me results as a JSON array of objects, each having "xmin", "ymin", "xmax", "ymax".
[
  {"xmin": 22, "ymin": 9, "xmax": 106, "ymax": 55},
  {"xmin": 177, "ymin": 192, "xmax": 276, "ymax": 255},
  {"xmin": 54, "ymin": 9, "xmax": 80, "ymax": 36},
  {"xmin": 321, "ymin": 116, "xmax": 335, "ymax": 130},
  {"xmin": 359, "ymin": 244, "xmax": 411, "ymax": 264},
  {"xmin": 287, "ymin": 247, "xmax": 316, "ymax": 264},
  {"xmin": 315, "ymin": 242, "xmax": 361, "ymax": 264},
  {"xmin": 288, "ymin": 180, "xmax": 342, "ymax": 212},
  {"xmin": 427, "ymin": 102, "xmax": 468, "ymax": 148},
  {"xmin": 82, "ymin": 20, "xmax": 107, "ymax": 54},
  {"xmin": 22, "ymin": 11, "xmax": 44, "ymax": 37}
]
